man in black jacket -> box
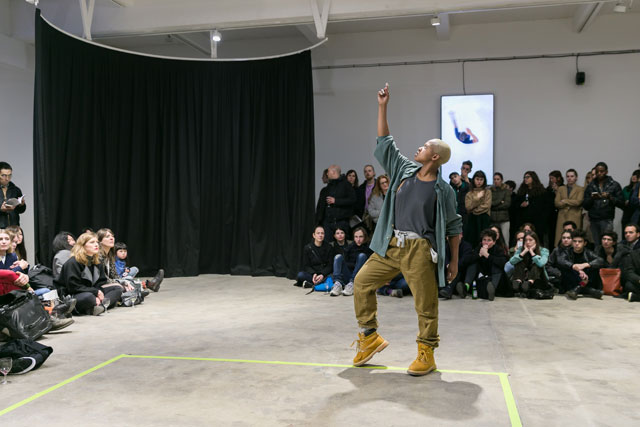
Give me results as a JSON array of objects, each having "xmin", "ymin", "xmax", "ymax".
[
  {"xmin": 583, "ymin": 162, "xmax": 624, "ymax": 244},
  {"xmin": 622, "ymin": 249, "xmax": 640, "ymax": 302},
  {"xmin": 294, "ymin": 226, "xmax": 335, "ymax": 288},
  {"xmin": 0, "ymin": 162, "xmax": 26, "ymax": 228},
  {"xmin": 457, "ymin": 229, "xmax": 505, "ymax": 301},
  {"xmin": 315, "ymin": 165, "xmax": 356, "ymax": 242},
  {"xmin": 557, "ymin": 229, "xmax": 605, "ymax": 299}
]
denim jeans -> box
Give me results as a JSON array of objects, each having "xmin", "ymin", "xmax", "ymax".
[{"xmin": 333, "ymin": 253, "xmax": 368, "ymax": 285}]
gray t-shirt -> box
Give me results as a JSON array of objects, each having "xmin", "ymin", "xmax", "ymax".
[{"xmin": 394, "ymin": 174, "xmax": 437, "ymax": 247}]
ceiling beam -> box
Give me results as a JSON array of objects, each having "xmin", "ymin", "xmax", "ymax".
[
  {"xmin": 572, "ymin": 2, "xmax": 604, "ymax": 33},
  {"xmin": 310, "ymin": 0, "xmax": 331, "ymax": 39},
  {"xmin": 435, "ymin": 13, "xmax": 450, "ymax": 40},
  {"xmin": 295, "ymin": 24, "xmax": 320, "ymax": 43}
]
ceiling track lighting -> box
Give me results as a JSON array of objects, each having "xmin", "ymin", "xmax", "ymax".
[
  {"xmin": 613, "ymin": 2, "xmax": 627, "ymax": 13},
  {"xmin": 211, "ymin": 29, "xmax": 222, "ymax": 42},
  {"xmin": 431, "ymin": 15, "xmax": 441, "ymax": 26}
]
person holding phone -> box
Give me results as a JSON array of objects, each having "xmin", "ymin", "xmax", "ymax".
[{"xmin": 583, "ymin": 162, "xmax": 624, "ymax": 244}]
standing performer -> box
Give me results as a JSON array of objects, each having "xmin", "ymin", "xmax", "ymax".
[{"xmin": 351, "ymin": 83, "xmax": 462, "ymax": 376}]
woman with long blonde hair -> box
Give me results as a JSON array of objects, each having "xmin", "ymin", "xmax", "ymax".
[{"xmin": 56, "ymin": 232, "xmax": 122, "ymax": 315}]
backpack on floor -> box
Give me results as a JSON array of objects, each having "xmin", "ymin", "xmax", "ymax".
[{"xmin": 0, "ymin": 290, "xmax": 52, "ymax": 340}]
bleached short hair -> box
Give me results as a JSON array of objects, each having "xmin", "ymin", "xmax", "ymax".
[{"xmin": 427, "ymin": 139, "xmax": 451, "ymax": 166}]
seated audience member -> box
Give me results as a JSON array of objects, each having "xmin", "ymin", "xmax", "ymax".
[
  {"xmin": 457, "ymin": 228, "xmax": 506, "ymax": 301},
  {"xmin": 629, "ymin": 181, "xmax": 640, "ymax": 225},
  {"xmin": 366, "ymin": 175, "xmax": 389, "ymax": 227},
  {"xmin": 621, "ymin": 170, "xmax": 640, "ymax": 228},
  {"xmin": 464, "ymin": 171, "xmax": 492, "ymax": 246},
  {"xmin": 520, "ymin": 222, "xmax": 536, "ymax": 234},
  {"xmin": 315, "ymin": 165, "xmax": 356, "ymax": 242},
  {"xmin": 439, "ymin": 233, "xmax": 474, "ymax": 299},
  {"xmin": 505, "ymin": 230, "xmax": 526, "ymax": 279},
  {"xmin": 331, "ymin": 227, "xmax": 373, "ymax": 296},
  {"xmin": 52, "ymin": 231, "xmax": 76, "ymax": 279},
  {"xmin": 98, "ymin": 228, "xmax": 163, "ymax": 292},
  {"xmin": 377, "ymin": 273, "xmax": 410, "ymax": 298},
  {"xmin": 594, "ymin": 231, "xmax": 628, "ymax": 268},
  {"xmin": 490, "ymin": 225, "xmax": 508, "ymax": 257},
  {"xmin": 295, "ymin": 226, "xmax": 334, "ymax": 289},
  {"xmin": 557, "ymin": 230, "xmax": 604, "ymax": 300},
  {"xmin": 622, "ymin": 248, "xmax": 640, "ymax": 302},
  {"xmin": 0, "ymin": 229, "xmax": 29, "ymax": 292},
  {"xmin": 330, "ymin": 226, "xmax": 351, "ymax": 257},
  {"xmin": 114, "ymin": 242, "xmax": 139, "ymax": 280},
  {"xmin": 56, "ymin": 232, "xmax": 122, "ymax": 315},
  {"xmin": 546, "ymin": 230, "xmax": 574, "ymax": 290},
  {"xmin": 490, "ymin": 172, "xmax": 511, "ymax": 244},
  {"xmin": 5, "ymin": 225, "xmax": 26, "ymax": 262},
  {"xmin": 509, "ymin": 231, "xmax": 550, "ymax": 297},
  {"xmin": 449, "ymin": 172, "xmax": 469, "ymax": 226},
  {"xmin": 620, "ymin": 223, "xmax": 640, "ymax": 252}
]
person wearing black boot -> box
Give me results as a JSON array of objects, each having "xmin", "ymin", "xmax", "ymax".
[
  {"xmin": 622, "ymin": 247, "xmax": 640, "ymax": 302},
  {"xmin": 557, "ymin": 230, "xmax": 605, "ymax": 300},
  {"xmin": 439, "ymin": 233, "xmax": 473, "ymax": 299},
  {"xmin": 509, "ymin": 231, "xmax": 551, "ymax": 298}
]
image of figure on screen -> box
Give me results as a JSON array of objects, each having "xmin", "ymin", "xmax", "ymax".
[
  {"xmin": 441, "ymin": 94, "xmax": 494, "ymax": 181},
  {"xmin": 448, "ymin": 111, "xmax": 479, "ymax": 144}
]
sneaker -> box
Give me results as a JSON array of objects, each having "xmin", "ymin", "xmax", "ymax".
[
  {"xmin": 566, "ymin": 289, "xmax": 578, "ymax": 300},
  {"xmin": 146, "ymin": 269, "xmax": 164, "ymax": 292},
  {"xmin": 10, "ymin": 357, "xmax": 37, "ymax": 375},
  {"xmin": 439, "ymin": 288, "xmax": 452, "ymax": 299},
  {"xmin": 49, "ymin": 315, "xmax": 74, "ymax": 331},
  {"xmin": 351, "ymin": 331, "xmax": 389, "ymax": 367},
  {"xmin": 390, "ymin": 289, "xmax": 403, "ymax": 298},
  {"xmin": 342, "ymin": 282, "xmax": 354, "ymax": 296},
  {"xmin": 302, "ymin": 280, "xmax": 314, "ymax": 289},
  {"xmin": 407, "ymin": 343, "xmax": 437, "ymax": 376},
  {"xmin": 92, "ymin": 304, "xmax": 106, "ymax": 316},
  {"xmin": 293, "ymin": 281, "xmax": 302, "ymax": 287},
  {"xmin": 592, "ymin": 289, "xmax": 604, "ymax": 300},
  {"xmin": 456, "ymin": 282, "xmax": 468, "ymax": 299},
  {"xmin": 486, "ymin": 281, "xmax": 495, "ymax": 301},
  {"xmin": 330, "ymin": 282, "xmax": 343, "ymax": 296},
  {"xmin": 628, "ymin": 292, "xmax": 640, "ymax": 302}
]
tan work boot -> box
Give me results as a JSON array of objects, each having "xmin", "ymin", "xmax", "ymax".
[
  {"xmin": 351, "ymin": 331, "xmax": 389, "ymax": 367},
  {"xmin": 407, "ymin": 343, "xmax": 437, "ymax": 376}
]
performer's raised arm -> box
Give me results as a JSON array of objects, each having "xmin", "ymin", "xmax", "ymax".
[{"xmin": 377, "ymin": 83, "xmax": 390, "ymax": 137}]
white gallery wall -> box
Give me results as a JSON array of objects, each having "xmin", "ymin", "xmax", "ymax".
[
  {"xmin": 1, "ymin": 6, "xmax": 639, "ymax": 262},
  {"xmin": 0, "ymin": 1, "xmax": 35, "ymax": 263}
]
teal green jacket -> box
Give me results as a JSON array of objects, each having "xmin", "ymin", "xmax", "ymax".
[{"xmin": 370, "ymin": 135, "xmax": 463, "ymax": 286}]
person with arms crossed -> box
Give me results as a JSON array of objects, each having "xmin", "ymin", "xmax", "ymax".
[{"xmin": 351, "ymin": 83, "xmax": 462, "ymax": 376}]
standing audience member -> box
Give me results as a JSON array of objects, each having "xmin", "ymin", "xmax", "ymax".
[
  {"xmin": 321, "ymin": 169, "xmax": 329, "ymax": 185},
  {"xmin": 56, "ymin": 232, "xmax": 122, "ymax": 315},
  {"xmin": 0, "ymin": 162, "xmax": 26, "ymax": 229},
  {"xmin": 509, "ymin": 231, "xmax": 550, "ymax": 297},
  {"xmin": 557, "ymin": 230, "xmax": 604, "ymax": 299},
  {"xmin": 359, "ymin": 165, "xmax": 376, "ymax": 217},
  {"xmin": 347, "ymin": 170, "xmax": 364, "ymax": 218},
  {"xmin": 583, "ymin": 162, "xmax": 624, "ymax": 245},
  {"xmin": 504, "ymin": 180, "xmax": 518, "ymax": 245},
  {"xmin": 52, "ymin": 231, "xmax": 76, "ymax": 279},
  {"xmin": 294, "ymin": 226, "xmax": 334, "ymax": 289},
  {"xmin": 622, "ymin": 170, "xmax": 640, "ymax": 227},
  {"xmin": 315, "ymin": 165, "xmax": 356, "ymax": 242},
  {"xmin": 464, "ymin": 171, "xmax": 492, "ymax": 247},
  {"xmin": 331, "ymin": 227, "xmax": 372, "ymax": 297},
  {"xmin": 460, "ymin": 160, "xmax": 472, "ymax": 185},
  {"xmin": 514, "ymin": 171, "xmax": 548, "ymax": 242},
  {"xmin": 545, "ymin": 170, "xmax": 564, "ymax": 247},
  {"xmin": 458, "ymin": 228, "xmax": 505, "ymax": 301},
  {"xmin": 449, "ymin": 172, "xmax": 469, "ymax": 226},
  {"xmin": 490, "ymin": 173, "xmax": 511, "ymax": 244},
  {"xmin": 366, "ymin": 175, "xmax": 389, "ymax": 229},
  {"xmin": 554, "ymin": 169, "xmax": 584, "ymax": 245}
]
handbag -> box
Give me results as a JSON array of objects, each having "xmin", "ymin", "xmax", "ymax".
[
  {"xmin": 27, "ymin": 264, "xmax": 55, "ymax": 290},
  {"xmin": 0, "ymin": 290, "xmax": 52, "ymax": 340},
  {"xmin": 120, "ymin": 281, "xmax": 144, "ymax": 307},
  {"xmin": 600, "ymin": 268, "xmax": 622, "ymax": 296}
]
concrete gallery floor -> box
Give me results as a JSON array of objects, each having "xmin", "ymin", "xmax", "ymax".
[{"xmin": 1, "ymin": 275, "xmax": 639, "ymax": 426}]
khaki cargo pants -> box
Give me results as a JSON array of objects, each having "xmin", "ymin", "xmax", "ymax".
[{"xmin": 354, "ymin": 236, "xmax": 439, "ymax": 348}]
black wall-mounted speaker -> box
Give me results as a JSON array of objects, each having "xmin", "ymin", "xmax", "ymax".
[{"xmin": 576, "ymin": 71, "xmax": 586, "ymax": 85}]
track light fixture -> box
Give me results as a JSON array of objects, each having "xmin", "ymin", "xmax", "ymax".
[
  {"xmin": 430, "ymin": 16, "xmax": 441, "ymax": 26},
  {"xmin": 211, "ymin": 29, "xmax": 222, "ymax": 42},
  {"xmin": 613, "ymin": 2, "xmax": 627, "ymax": 13}
]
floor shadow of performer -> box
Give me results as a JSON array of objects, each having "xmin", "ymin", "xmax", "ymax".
[{"xmin": 310, "ymin": 366, "xmax": 484, "ymax": 425}]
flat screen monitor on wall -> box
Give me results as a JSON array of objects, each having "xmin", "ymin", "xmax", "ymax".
[{"xmin": 440, "ymin": 94, "xmax": 494, "ymax": 183}]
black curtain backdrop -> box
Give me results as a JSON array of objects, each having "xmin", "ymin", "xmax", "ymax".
[{"xmin": 33, "ymin": 11, "xmax": 315, "ymax": 278}]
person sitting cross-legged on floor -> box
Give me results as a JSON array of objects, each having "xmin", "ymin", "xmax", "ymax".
[
  {"xmin": 557, "ymin": 229, "xmax": 605, "ymax": 300},
  {"xmin": 377, "ymin": 273, "xmax": 410, "ymax": 298},
  {"xmin": 508, "ymin": 231, "xmax": 551, "ymax": 297},
  {"xmin": 294, "ymin": 225, "xmax": 335, "ymax": 289},
  {"xmin": 438, "ymin": 232, "xmax": 473, "ymax": 299},
  {"xmin": 331, "ymin": 227, "xmax": 373, "ymax": 296},
  {"xmin": 622, "ymin": 247, "xmax": 640, "ymax": 302},
  {"xmin": 457, "ymin": 228, "xmax": 506, "ymax": 301}
]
